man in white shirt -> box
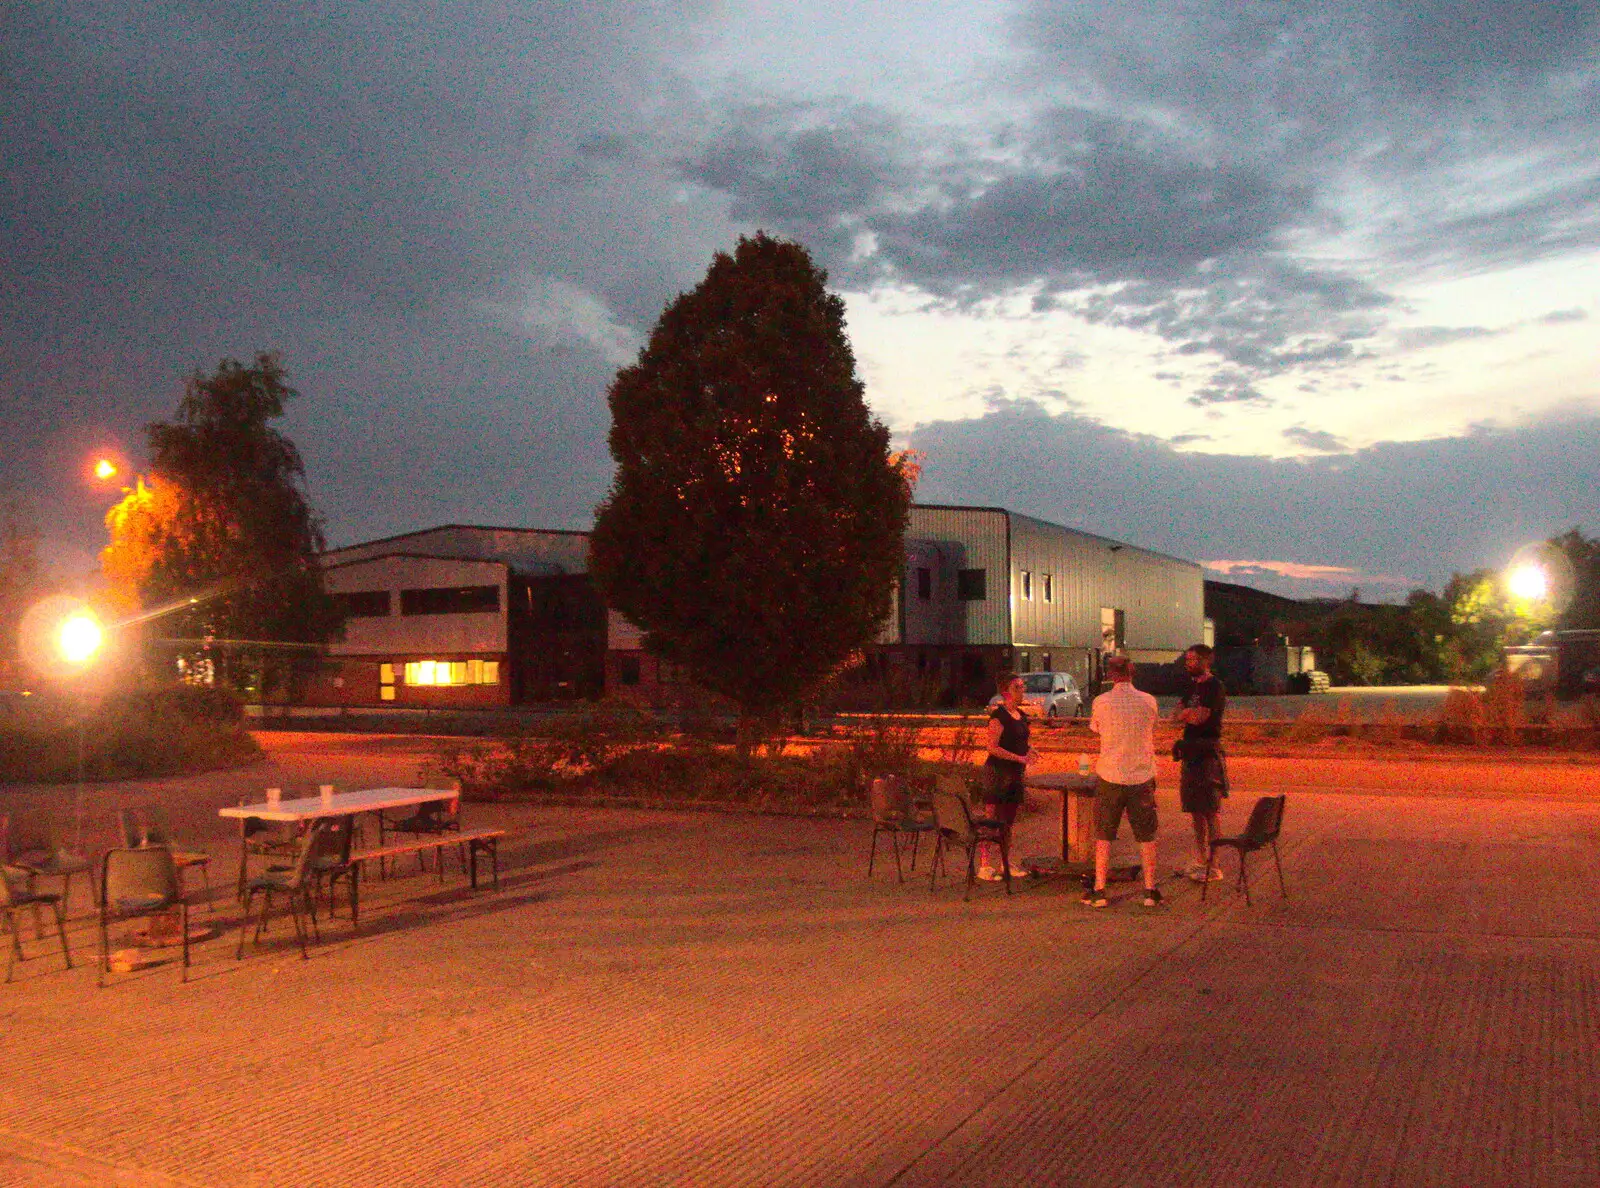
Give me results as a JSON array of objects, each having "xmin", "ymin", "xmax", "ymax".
[{"xmin": 1081, "ymin": 654, "xmax": 1163, "ymax": 908}]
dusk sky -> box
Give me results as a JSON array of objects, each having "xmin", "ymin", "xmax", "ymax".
[{"xmin": 4, "ymin": 1, "xmax": 1596, "ymax": 600}]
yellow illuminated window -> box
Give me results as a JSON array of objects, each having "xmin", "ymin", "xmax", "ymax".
[
  {"xmin": 380, "ymin": 663, "xmax": 395, "ymax": 685},
  {"xmin": 380, "ymin": 687, "xmax": 396, "ymax": 700},
  {"xmin": 404, "ymin": 659, "xmax": 499, "ymax": 686}
]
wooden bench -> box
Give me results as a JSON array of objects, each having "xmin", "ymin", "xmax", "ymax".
[{"xmin": 351, "ymin": 828, "xmax": 504, "ymax": 891}]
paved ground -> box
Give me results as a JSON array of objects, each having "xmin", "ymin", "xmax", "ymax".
[{"xmin": 3, "ymin": 736, "xmax": 1599, "ymax": 1186}]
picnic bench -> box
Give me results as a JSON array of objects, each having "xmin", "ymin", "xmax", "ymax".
[{"xmin": 351, "ymin": 828, "xmax": 504, "ymax": 891}]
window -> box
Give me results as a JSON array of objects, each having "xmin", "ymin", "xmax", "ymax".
[
  {"xmin": 400, "ymin": 585, "xmax": 500, "ymax": 616},
  {"xmin": 379, "ymin": 662, "xmax": 396, "ymax": 701},
  {"xmin": 956, "ymin": 568, "xmax": 987, "ymax": 601},
  {"xmin": 1017, "ymin": 651, "xmax": 1032, "ymax": 672},
  {"xmin": 333, "ymin": 590, "xmax": 390, "ymax": 618},
  {"xmin": 403, "ymin": 659, "xmax": 500, "ymax": 686},
  {"xmin": 1042, "ymin": 573, "xmax": 1053, "ymax": 603},
  {"xmin": 1025, "ymin": 674, "xmax": 1053, "ymax": 693},
  {"xmin": 916, "ymin": 567, "xmax": 932, "ymax": 600},
  {"xmin": 1020, "ymin": 570, "xmax": 1032, "ymax": 601}
]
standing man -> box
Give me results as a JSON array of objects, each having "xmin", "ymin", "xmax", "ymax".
[
  {"xmin": 1081, "ymin": 655, "xmax": 1162, "ymax": 908},
  {"xmin": 1175, "ymin": 643, "xmax": 1227, "ymax": 882}
]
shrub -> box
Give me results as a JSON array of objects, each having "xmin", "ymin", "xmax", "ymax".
[{"xmin": 0, "ymin": 686, "xmax": 260, "ymax": 782}]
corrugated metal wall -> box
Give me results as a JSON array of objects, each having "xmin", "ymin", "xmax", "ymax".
[
  {"xmin": 890, "ymin": 505, "xmax": 1203, "ymax": 653},
  {"xmin": 899, "ymin": 505, "xmax": 1012, "ymax": 645},
  {"xmin": 1008, "ymin": 513, "xmax": 1203, "ymax": 653}
]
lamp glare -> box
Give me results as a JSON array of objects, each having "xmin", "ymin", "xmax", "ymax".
[
  {"xmin": 1508, "ymin": 565, "xmax": 1548, "ymax": 601},
  {"xmin": 58, "ymin": 613, "xmax": 104, "ymax": 665},
  {"xmin": 94, "ymin": 458, "xmax": 118, "ymax": 481}
]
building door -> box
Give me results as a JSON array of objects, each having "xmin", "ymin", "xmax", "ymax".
[{"xmin": 1100, "ymin": 607, "xmax": 1126, "ymax": 652}]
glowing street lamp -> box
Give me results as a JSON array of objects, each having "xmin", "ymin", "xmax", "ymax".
[
  {"xmin": 57, "ymin": 610, "xmax": 105, "ymax": 666},
  {"xmin": 93, "ymin": 458, "xmax": 118, "ymax": 482},
  {"xmin": 1507, "ymin": 564, "xmax": 1549, "ymax": 602}
]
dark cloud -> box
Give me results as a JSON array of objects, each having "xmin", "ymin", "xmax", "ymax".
[
  {"xmin": 0, "ymin": 0, "xmax": 726, "ymax": 570},
  {"xmin": 906, "ymin": 401, "xmax": 1600, "ymax": 595},
  {"xmin": 1282, "ymin": 426, "xmax": 1350, "ymax": 453},
  {"xmin": 1540, "ymin": 307, "xmax": 1590, "ymax": 325}
]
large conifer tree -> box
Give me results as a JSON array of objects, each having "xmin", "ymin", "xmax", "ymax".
[{"xmin": 591, "ymin": 234, "xmax": 912, "ymax": 728}]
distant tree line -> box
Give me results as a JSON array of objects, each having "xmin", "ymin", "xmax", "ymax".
[{"xmin": 1209, "ymin": 528, "xmax": 1600, "ymax": 686}]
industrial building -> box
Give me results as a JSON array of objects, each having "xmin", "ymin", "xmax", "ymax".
[
  {"xmin": 302, "ymin": 525, "xmax": 605, "ymax": 707},
  {"xmin": 867, "ymin": 505, "xmax": 1206, "ymax": 703},
  {"xmin": 305, "ymin": 506, "xmax": 1205, "ymax": 709}
]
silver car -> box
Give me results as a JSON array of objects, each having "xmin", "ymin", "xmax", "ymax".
[{"xmin": 990, "ymin": 672, "xmax": 1084, "ymax": 720}]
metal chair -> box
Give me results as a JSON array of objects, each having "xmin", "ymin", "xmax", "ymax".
[
  {"xmin": 929, "ymin": 787, "xmax": 1013, "ymax": 900},
  {"xmin": 867, "ymin": 776, "xmax": 937, "ymax": 883},
  {"xmin": 380, "ymin": 785, "xmax": 461, "ymax": 879},
  {"xmin": 238, "ymin": 818, "xmax": 348, "ymax": 961},
  {"xmin": 119, "ymin": 805, "xmax": 214, "ymax": 915},
  {"xmin": 1203, "ymin": 795, "xmax": 1288, "ymax": 906},
  {"xmin": 235, "ymin": 796, "xmax": 298, "ymax": 901},
  {"xmin": 4, "ymin": 864, "xmax": 72, "ymax": 984},
  {"xmin": 3, "ymin": 811, "xmax": 97, "ymax": 916},
  {"xmin": 98, "ymin": 846, "xmax": 189, "ymax": 986}
]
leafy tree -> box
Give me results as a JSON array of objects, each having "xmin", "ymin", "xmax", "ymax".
[
  {"xmin": 591, "ymin": 234, "xmax": 913, "ymax": 740},
  {"xmin": 102, "ymin": 354, "xmax": 338, "ymax": 695},
  {"xmin": 0, "ymin": 501, "xmax": 42, "ymax": 688},
  {"xmin": 1552, "ymin": 527, "xmax": 1600, "ymax": 629}
]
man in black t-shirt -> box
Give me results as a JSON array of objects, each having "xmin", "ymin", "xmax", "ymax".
[{"xmin": 1174, "ymin": 644, "xmax": 1228, "ymax": 882}]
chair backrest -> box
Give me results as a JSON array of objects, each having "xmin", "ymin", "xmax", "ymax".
[
  {"xmin": 1241, "ymin": 795, "xmax": 1286, "ymax": 849},
  {"xmin": 3, "ymin": 811, "xmax": 52, "ymax": 858},
  {"xmin": 117, "ymin": 809, "xmax": 142, "ymax": 849},
  {"xmin": 1, "ymin": 864, "xmax": 33, "ymax": 907},
  {"xmin": 934, "ymin": 773, "xmax": 973, "ymax": 806},
  {"xmin": 101, "ymin": 846, "xmax": 180, "ymax": 913},
  {"xmin": 869, "ymin": 777, "xmax": 910, "ymax": 825},
  {"xmin": 138, "ymin": 806, "xmax": 179, "ymax": 847},
  {"xmin": 289, "ymin": 818, "xmax": 350, "ymax": 883},
  {"xmin": 931, "ymin": 789, "xmax": 975, "ymax": 844}
]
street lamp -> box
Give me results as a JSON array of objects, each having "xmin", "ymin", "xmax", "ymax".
[
  {"xmin": 93, "ymin": 458, "xmax": 118, "ymax": 482},
  {"xmin": 57, "ymin": 610, "xmax": 104, "ymax": 667},
  {"xmin": 1507, "ymin": 564, "xmax": 1548, "ymax": 602}
]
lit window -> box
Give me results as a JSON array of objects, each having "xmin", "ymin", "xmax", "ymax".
[
  {"xmin": 1020, "ymin": 570, "xmax": 1032, "ymax": 600},
  {"xmin": 1042, "ymin": 573, "xmax": 1053, "ymax": 603},
  {"xmin": 380, "ymin": 687, "xmax": 396, "ymax": 701},
  {"xmin": 403, "ymin": 659, "xmax": 499, "ymax": 686},
  {"xmin": 380, "ymin": 663, "xmax": 395, "ymax": 685}
]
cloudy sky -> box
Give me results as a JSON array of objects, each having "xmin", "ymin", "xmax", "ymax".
[{"xmin": 4, "ymin": 0, "xmax": 1597, "ymax": 599}]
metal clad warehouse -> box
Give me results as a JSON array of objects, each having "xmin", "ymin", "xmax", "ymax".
[
  {"xmin": 305, "ymin": 506, "xmax": 1203, "ymax": 708},
  {"xmin": 878, "ymin": 505, "xmax": 1204, "ymax": 702}
]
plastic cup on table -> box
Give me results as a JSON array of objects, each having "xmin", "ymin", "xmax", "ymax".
[
  {"xmin": 319, "ymin": 784, "xmax": 334, "ymax": 808},
  {"xmin": 266, "ymin": 786, "xmax": 281, "ymax": 808}
]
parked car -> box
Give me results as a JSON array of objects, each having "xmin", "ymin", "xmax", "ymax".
[{"xmin": 988, "ymin": 672, "xmax": 1084, "ymax": 720}]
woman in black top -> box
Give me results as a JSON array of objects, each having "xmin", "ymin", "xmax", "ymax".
[{"xmin": 981, "ymin": 672, "xmax": 1033, "ymax": 880}]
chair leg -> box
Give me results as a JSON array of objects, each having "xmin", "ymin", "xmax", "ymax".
[
  {"xmin": 254, "ymin": 888, "xmax": 272, "ymax": 945},
  {"xmin": 288, "ymin": 895, "xmax": 308, "ymax": 959},
  {"xmin": 1239, "ymin": 852, "xmax": 1252, "ymax": 906},
  {"xmin": 179, "ymin": 903, "xmax": 189, "ymax": 982},
  {"xmin": 53, "ymin": 899, "xmax": 71, "ymax": 971},
  {"xmin": 98, "ymin": 912, "xmax": 111, "ymax": 987},
  {"xmin": 5, "ymin": 905, "xmax": 22, "ymax": 963},
  {"xmin": 1202, "ymin": 846, "xmax": 1215, "ymax": 902},
  {"xmin": 929, "ymin": 835, "xmax": 944, "ymax": 892},
  {"xmin": 3, "ymin": 910, "xmax": 16, "ymax": 984},
  {"xmin": 963, "ymin": 843, "xmax": 976, "ymax": 902},
  {"xmin": 306, "ymin": 889, "xmax": 321, "ymax": 945},
  {"xmin": 1272, "ymin": 840, "xmax": 1287, "ymax": 898},
  {"xmin": 237, "ymin": 889, "xmax": 256, "ymax": 957},
  {"xmin": 350, "ymin": 868, "xmax": 360, "ymax": 930},
  {"xmin": 867, "ymin": 827, "xmax": 879, "ymax": 878},
  {"xmin": 199, "ymin": 862, "xmax": 213, "ymax": 916},
  {"xmin": 909, "ymin": 830, "xmax": 922, "ymax": 872},
  {"xmin": 999, "ymin": 830, "xmax": 1013, "ymax": 896},
  {"xmin": 891, "ymin": 832, "xmax": 905, "ymax": 884}
]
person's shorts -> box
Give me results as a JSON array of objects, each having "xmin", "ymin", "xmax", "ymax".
[
  {"xmin": 983, "ymin": 761, "xmax": 1025, "ymax": 806},
  {"xmin": 983, "ymin": 798, "xmax": 1020, "ymax": 827},
  {"xmin": 1179, "ymin": 754, "xmax": 1227, "ymax": 815},
  {"xmin": 1094, "ymin": 778, "xmax": 1157, "ymax": 843}
]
